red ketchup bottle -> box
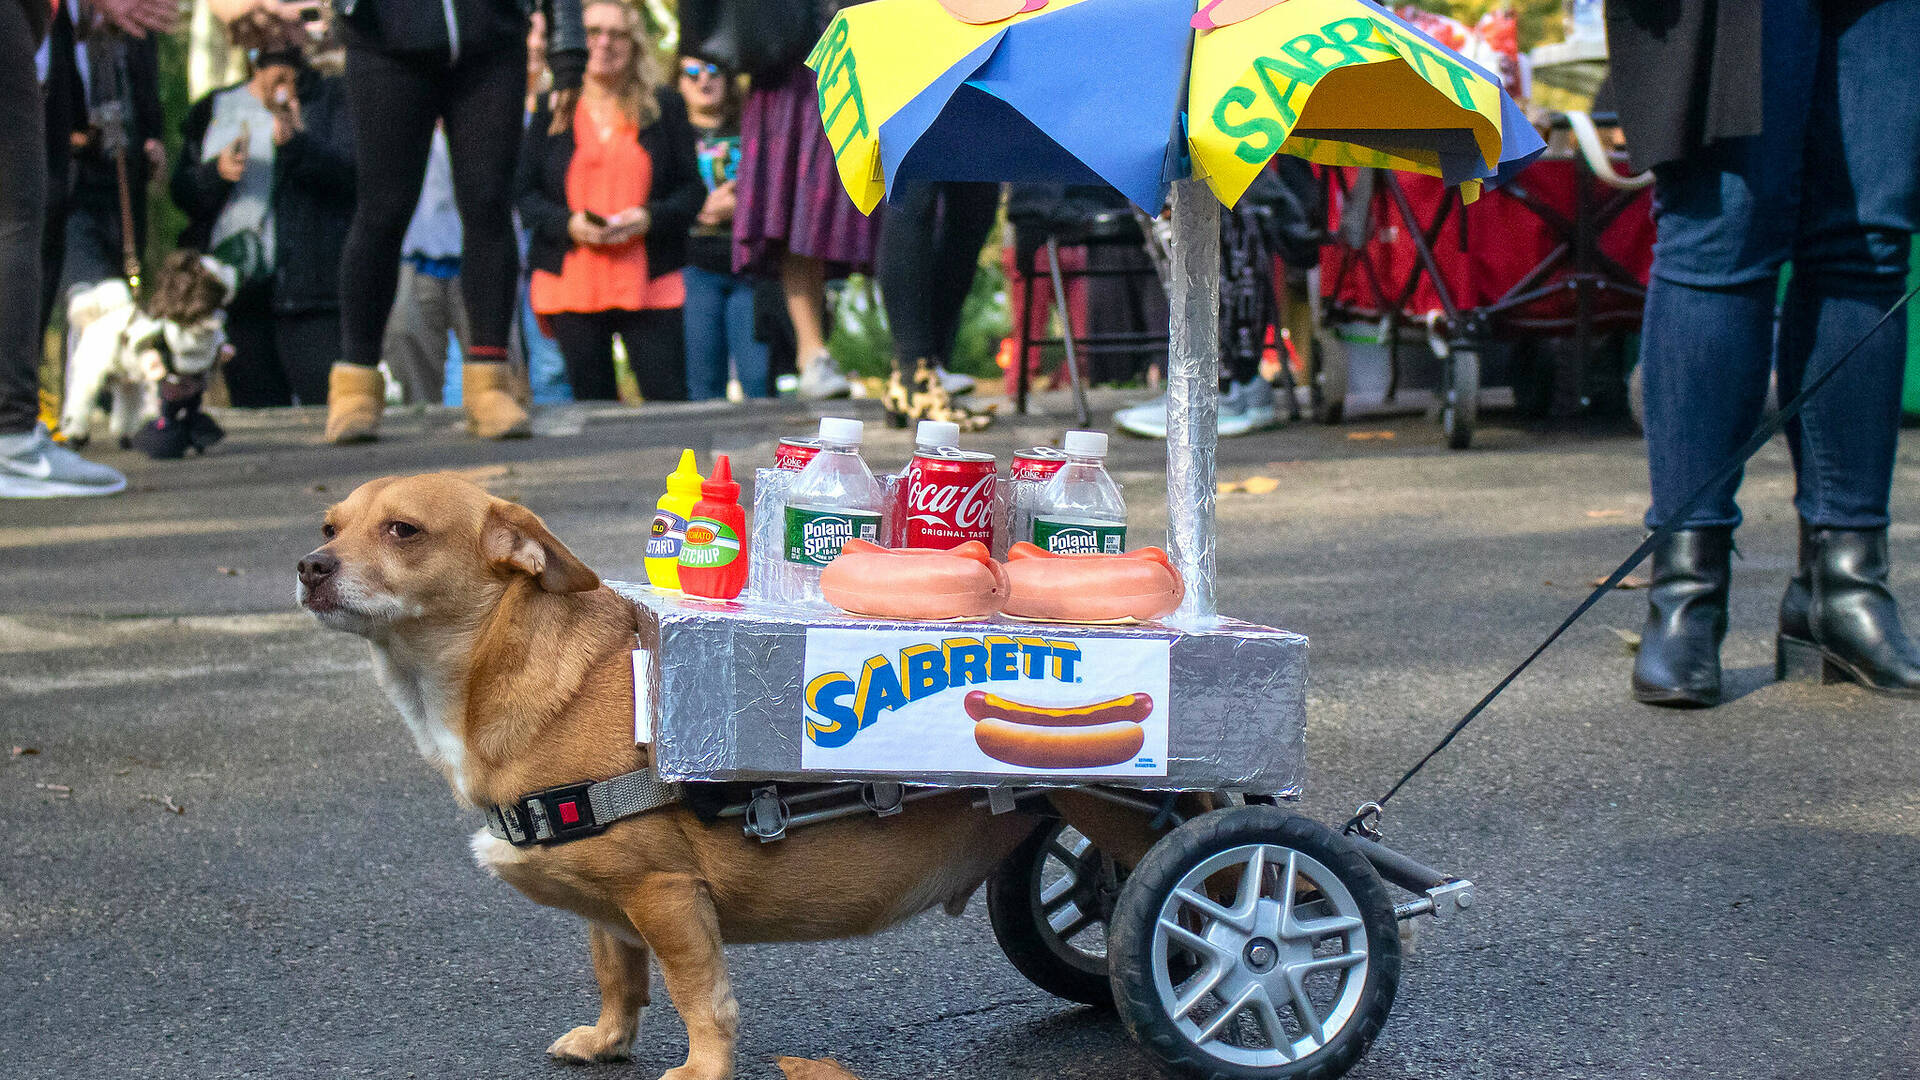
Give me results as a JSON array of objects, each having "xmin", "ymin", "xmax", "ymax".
[{"xmin": 677, "ymin": 455, "xmax": 749, "ymax": 600}]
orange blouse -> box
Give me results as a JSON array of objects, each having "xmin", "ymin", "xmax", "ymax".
[{"xmin": 530, "ymin": 108, "xmax": 686, "ymax": 315}]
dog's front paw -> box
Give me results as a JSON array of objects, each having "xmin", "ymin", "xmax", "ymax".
[
  {"xmin": 547, "ymin": 1024, "xmax": 635, "ymax": 1064},
  {"xmin": 659, "ymin": 1062, "xmax": 732, "ymax": 1080}
]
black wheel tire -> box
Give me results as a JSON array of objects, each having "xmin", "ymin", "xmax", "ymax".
[
  {"xmin": 1442, "ymin": 346, "xmax": 1479, "ymax": 450},
  {"xmin": 1109, "ymin": 806, "xmax": 1400, "ymax": 1080},
  {"xmin": 986, "ymin": 820, "xmax": 1120, "ymax": 1009}
]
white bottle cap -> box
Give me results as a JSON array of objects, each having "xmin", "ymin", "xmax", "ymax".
[
  {"xmin": 817, "ymin": 417, "xmax": 864, "ymax": 447},
  {"xmin": 914, "ymin": 420, "xmax": 961, "ymax": 449},
  {"xmin": 1062, "ymin": 429, "xmax": 1108, "ymax": 458}
]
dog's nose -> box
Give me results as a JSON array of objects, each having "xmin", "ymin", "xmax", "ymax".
[{"xmin": 298, "ymin": 550, "xmax": 340, "ymax": 589}]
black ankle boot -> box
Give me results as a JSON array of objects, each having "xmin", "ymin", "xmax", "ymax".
[
  {"xmin": 1633, "ymin": 527, "xmax": 1733, "ymax": 708},
  {"xmin": 1776, "ymin": 524, "xmax": 1920, "ymax": 695}
]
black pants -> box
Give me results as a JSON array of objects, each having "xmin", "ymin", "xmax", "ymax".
[
  {"xmin": 875, "ymin": 182, "xmax": 998, "ymax": 372},
  {"xmin": 337, "ymin": 39, "xmax": 524, "ymax": 370},
  {"xmin": 548, "ymin": 309, "xmax": 688, "ymax": 402},
  {"xmin": 0, "ymin": 0, "xmax": 49, "ymax": 433},
  {"xmin": 224, "ymin": 284, "xmax": 340, "ymax": 407}
]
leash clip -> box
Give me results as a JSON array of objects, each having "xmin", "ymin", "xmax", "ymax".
[{"xmin": 1346, "ymin": 801, "xmax": 1384, "ymax": 842}]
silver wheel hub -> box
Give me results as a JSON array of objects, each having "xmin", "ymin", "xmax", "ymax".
[{"xmin": 1148, "ymin": 843, "xmax": 1370, "ymax": 1067}]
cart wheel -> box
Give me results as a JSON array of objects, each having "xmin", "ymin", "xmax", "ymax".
[
  {"xmin": 1109, "ymin": 806, "xmax": 1399, "ymax": 1080},
  {"xmin": 987, "ymin": 820, "xmax": 1122, "ymax": 1009},
  {"xmin": 1308, "ymin": 328, "xmax": 1347, "ymax": 425},
  {"xmin": 1441, "ymin": 345, "xmax": 1479, "ymax": 450}
]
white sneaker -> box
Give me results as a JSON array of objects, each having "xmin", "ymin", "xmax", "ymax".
[
  {"xmin": 797, "ymin": 351, "xmax": 852, "ymax": 400},
  {"xmin": 0, "ymin": 424, "xmax": 128, "ymax": 498},
  {"xmin": 1113, "ymin": 380, "xmax": 1278, "ymax": 440},
  {"xmin": 934, "ymin": 365, "xmax": 975, "ymax": 395}
]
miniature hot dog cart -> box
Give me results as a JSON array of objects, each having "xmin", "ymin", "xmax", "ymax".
[{"xmin": 615, "ymin": 1, "xmax": 1537, "ymax": 1075}]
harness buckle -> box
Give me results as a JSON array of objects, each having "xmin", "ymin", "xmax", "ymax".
[{"xmin": 518, "ymin": 781, "xmax": 607, "ymax": 845}]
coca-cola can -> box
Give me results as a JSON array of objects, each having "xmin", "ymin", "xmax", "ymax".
[
  {"xmin": 774, "ymin": 437, "xmax": 823, "ymax": 471},
  {"xmin": 1011, "ymin": 446, "xmax": 1069, "ymax": 484},
  {"xmin": 902, "ymin": 448, "xmax": 997, "ymax": 549}
]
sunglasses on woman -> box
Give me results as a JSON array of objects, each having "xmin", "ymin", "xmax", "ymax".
[{"xmin": 680, "ymin": 61, "xmax": 723, "ymax": 80}]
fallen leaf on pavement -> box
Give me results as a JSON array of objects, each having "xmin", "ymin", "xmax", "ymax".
[
  {"xmin": 306, "ymin": 483, "xmax": 328, "ymax": 494},
  {"xmin": 775, "ymin": 1058, "xmax": 862, "ymax": 1080},
  {"xmin": 1592, "ymin": 574, "xmax": 1650, "ymax": 590},
  {"xmin": 141, "ymin": 794, "xmax": 186, "ymax": 815},
  {"xmin": 1610, "ymin": 627, "xmax": 1642, "ymax": 653},
  {"xmin": 1585, "ymin": 509, "xmax": 1628, "ymax": 519},
  {"xmin": 216, "ymin": 566, "xmax": 244, "ymax": 576},
  {"xmin": 11, "ymin": 746, "xmax": 38, "ymax": 757},
  {"xmin": 35, "ymin": 782, "xmax": 72, "ymax": 796},
  {"xmin": 1347, "ymin": 430, "xmax": 1395, "ymax": 440},
  {"xmin": 1217, "ymin": 480, "xmax": 1244, "ymax": 495},
  {"xmin": 1241, "ymin": 475, "xmax": 1280, "ymax": 494}
]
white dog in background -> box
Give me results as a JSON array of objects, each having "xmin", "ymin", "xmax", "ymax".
[{"xmin": 61, "ymin": 252, "xmax": 237, "ymax": 448}]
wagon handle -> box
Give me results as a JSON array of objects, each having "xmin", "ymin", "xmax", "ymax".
[{"xmin": 1564, "ymin": 111, "xmax": 1653, "ymax": 191}]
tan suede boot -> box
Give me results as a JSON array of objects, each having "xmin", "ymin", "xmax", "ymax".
[
  {"xmin": 462, "ymin": 363, "xmax": 532, "ymax": 439},
  {"xmin": 323, "ymin": 363, "xmax": 384, "ymax": 444}
]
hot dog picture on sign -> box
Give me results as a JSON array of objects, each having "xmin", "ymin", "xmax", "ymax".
[{"xmin": 799, "ymin": 629, "xmax": 1171, "ymax": 776}]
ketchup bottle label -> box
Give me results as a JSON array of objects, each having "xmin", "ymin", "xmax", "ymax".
[{"xmin": 679, "ymin": 517, "xmax": 742, "ymax": 568}]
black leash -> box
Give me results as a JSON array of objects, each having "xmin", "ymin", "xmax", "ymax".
[{"xmin": 1345, "ymin": 279, "xmax": 1920, "ymax": 840}]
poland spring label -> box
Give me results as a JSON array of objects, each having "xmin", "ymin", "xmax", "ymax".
[
  {"xmin": 785, "ymin": 506, "xmax": 881, "ymax": 566},
  {"xmin": 1031, "ymin": 518, "xmax": 1126, "ymax": 555}
]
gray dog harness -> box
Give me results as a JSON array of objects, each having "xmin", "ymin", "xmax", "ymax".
[{"xmin": 484, "ymin": 769, "xmax": 681, "ymax": 846}]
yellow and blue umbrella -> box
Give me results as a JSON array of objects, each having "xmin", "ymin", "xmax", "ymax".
[{"xmin": 807, "ymin": 0, "xmax": 1543, "ymax": 214}]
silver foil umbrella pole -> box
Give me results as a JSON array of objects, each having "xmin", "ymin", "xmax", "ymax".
[{"xmin": 1164, "ymin": 178, "xmax": 1220, "ymax": 623}]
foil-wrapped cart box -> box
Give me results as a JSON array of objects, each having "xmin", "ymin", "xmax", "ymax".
[{"xmin": 616, "ymin": 584, "xmax": 1305, "ymax": 794}]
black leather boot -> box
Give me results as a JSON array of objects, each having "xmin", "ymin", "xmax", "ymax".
[
  {"xmin": 1776, "ymin": 524, "xmax": 1920, "ymax": 695},
  {"xmin": 1633, "ymin": 527, "xmax": 1733, "ymax": 708}
]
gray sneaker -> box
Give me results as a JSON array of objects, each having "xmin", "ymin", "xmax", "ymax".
[
  {"xmin": 0, "ymin": 424, "xmax": 128, "ymax": 498},
  {"xmin": 797, "ymin": 351, "xmax": 852, "ymax": 400},
  {"xmin": 1114, "ymin": 379, "xmax": 1279, "ymax": 440}
]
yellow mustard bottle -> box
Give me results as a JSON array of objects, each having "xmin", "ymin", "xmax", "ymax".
[{"xmin": 645, "ymin": 450, "xmax": 704, "ymax": 589}]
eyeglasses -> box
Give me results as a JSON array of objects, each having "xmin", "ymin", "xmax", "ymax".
[{"xmin": 680, "ymin": 61, "xmax": 722, "ymax": 80}]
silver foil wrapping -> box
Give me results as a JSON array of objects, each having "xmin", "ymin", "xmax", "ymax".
[
  {"xmin": 1165, "ymin": 178, "xmax": 1221, "ymax": 623},
  {"xmin": 617, "ymin": 583, "xmax": 1305, "ymax": 794}
]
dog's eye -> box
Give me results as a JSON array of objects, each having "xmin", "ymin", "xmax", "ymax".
[
  {"xmin": 321, "ymin": 523, "xmax": 336, "ymax": 540},
  {"xmin": 386, "ymin": 521, "xmax": 421, "ymax": 540}
]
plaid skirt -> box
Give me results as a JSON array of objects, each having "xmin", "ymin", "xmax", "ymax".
[{"xmin": 733, "ymin": 64, "xmax": 881, "ymax": 277}]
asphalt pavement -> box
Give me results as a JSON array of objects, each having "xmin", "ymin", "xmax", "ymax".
[{"xmin": 4, "ymin": 392, "xmax": 1918, "ymax": 1080}]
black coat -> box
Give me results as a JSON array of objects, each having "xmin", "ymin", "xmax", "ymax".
[
  {"xmin": 171, "ymin": 70, "xmax": 356, "ymax": 316},
  {"xmin": 1604, "ymin": 0, "xmax": 1763, "ymax": 174},
  {"xmin": 516, "ymin": 89, "xmax": 704, "ymax": 288}
]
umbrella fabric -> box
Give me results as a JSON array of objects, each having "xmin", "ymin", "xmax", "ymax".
[{"xmin": 808, "ymin": 0, "xmax": 1544, "ymax": 212}]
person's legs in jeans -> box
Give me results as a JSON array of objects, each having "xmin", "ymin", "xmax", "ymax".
[
  {"xmin": 1769, "ymin": 0, "xmax": 1920, "ymax": 693},
  {"xmin": 519, "ymin": 278, "xmax": 572, "ymax": 403},
  {"xmin": 682, "ymin": 266, "xmax": 731, "ymax": 401},
  {"xmin": 1776, "ymin": 0, "xmax": 1920, "ymax": 531},
  {"xmin": 617, "ymin": 308, "xmax": 688, "ymax": 403},
  {"xmin": 723, "ymin": 274, "xmax": 770, "ymax": 398},
  {"xmin": 548, "ymin": 311, "xmax": 621, "ymax": 401},
  {"xmin": 381, "ymin": 261, "xmax": 445, "ymax": 404},
  {"xmin": 1631, "ymin": 0, "xmax": 1817, "ymax": 705}
]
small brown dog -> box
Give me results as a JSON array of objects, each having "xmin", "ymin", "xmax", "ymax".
[{"xmin": 298, "ymin": 474, "xmax": 1166, "ymax": 1079}]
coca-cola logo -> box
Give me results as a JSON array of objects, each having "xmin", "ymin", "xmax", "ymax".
[{"xmin": 906, "ymin": 472, "xmax": 995, "ymax": 530}]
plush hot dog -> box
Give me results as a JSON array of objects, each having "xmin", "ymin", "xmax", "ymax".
[
  {"xmin": 821, "ymin": 539, "xmax": 1007, "ymax": 620},
  {"xmin": 964, "ymin": 689, "xmax": 1153, "ymax": 726},
  {"xmin": 969, "ymin": 690, "xmax": 1152, "ymax": 769},
  {"xmin": 1001, "ymin": 543, "xmax": 1184, "ymax": 623}
]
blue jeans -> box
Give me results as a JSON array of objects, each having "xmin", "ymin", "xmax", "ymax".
[
  {"xmin": 682, "ymin": 266, "xmax": 769, "ymax": 400},
  {"xmin": 1642, "ymin": 0, "xmax": 1920, "ymax": 531}
]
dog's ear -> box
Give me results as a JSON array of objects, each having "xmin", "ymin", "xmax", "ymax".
[{"xmin": 481, "ymin": 501, "xmax": 600, "ymax": 594}]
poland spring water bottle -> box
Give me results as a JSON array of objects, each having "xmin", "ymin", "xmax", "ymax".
[
  {"xmin": 1029, "ymin": 429, "xmax": 1126, "ymax": 554},
  {"xmin": 781, "ymin": 417, "xmax": 885, "ymax": 601}
]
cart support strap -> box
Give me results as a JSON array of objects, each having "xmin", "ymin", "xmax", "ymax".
[{"xmin": 1166, "ymin": 178, "xmax": 1221, "ymax": 623}]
